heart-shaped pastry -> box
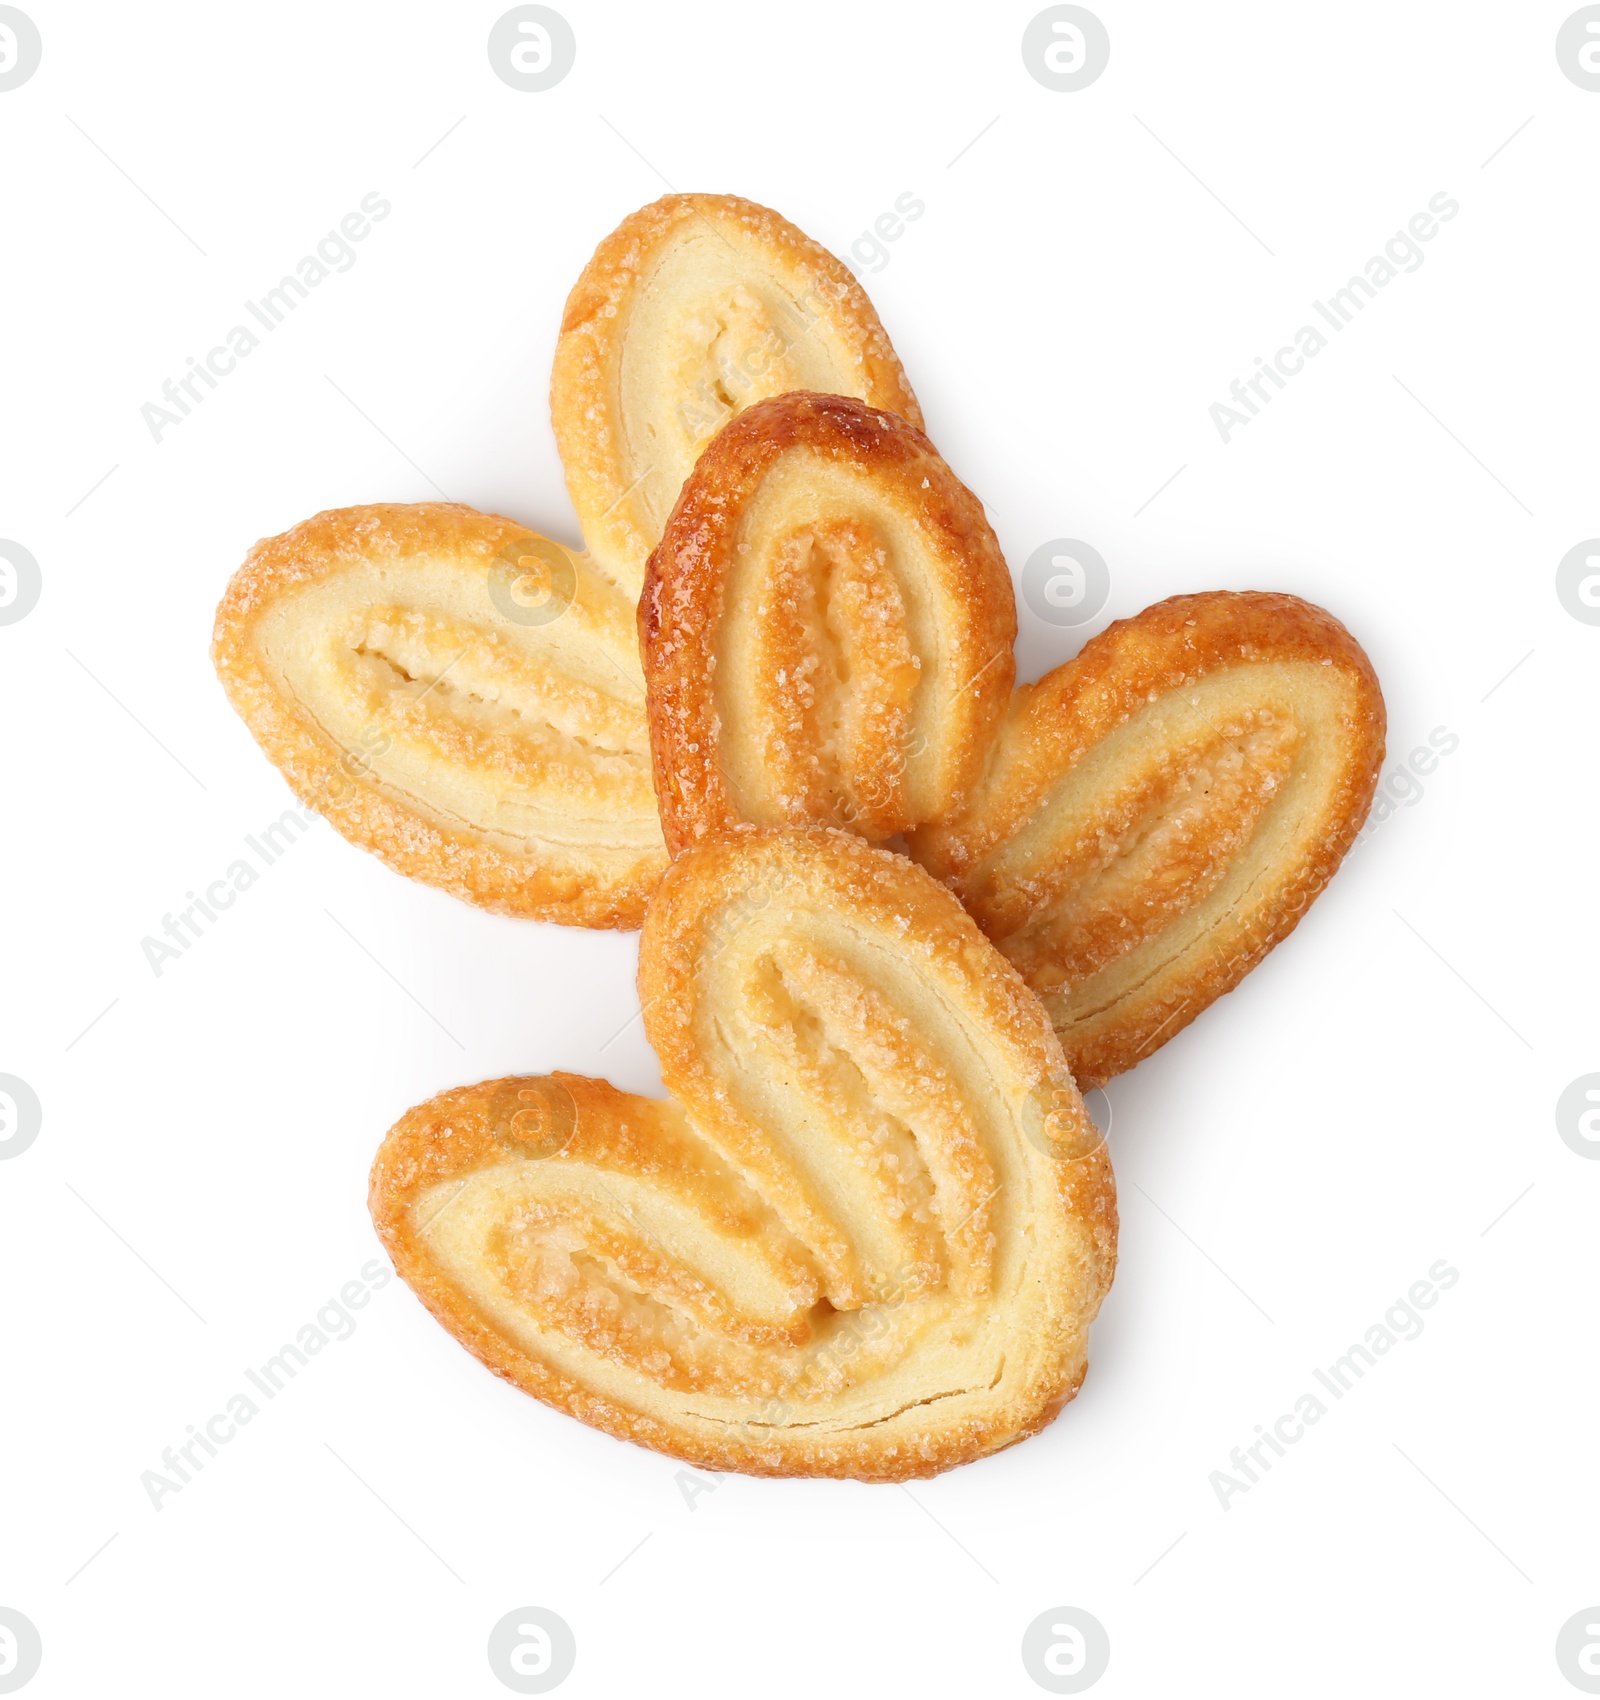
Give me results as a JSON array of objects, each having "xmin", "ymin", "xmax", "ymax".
[
  {"xmin": 369, "ymin": 830, "xmax": 1116, "ymax": 1480},
  {"xmin": 211, "ymin": 502, "xmax": 666, "ymax": 928},
  {"xmin": 640, "ymin": 392, "xmax": 1017, "ymax": 853},
  {"xmin": 909, "ymin": 591, "xmax": 1386, "ymax": 1085},
  {"xmin": 551, "ymin": 193, "xmax": 922, "ymax": 598}
]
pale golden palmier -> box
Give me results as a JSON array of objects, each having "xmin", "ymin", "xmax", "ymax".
[
  {"xmin": 640, "ymin": 391, "xmax": 1017, "ymax": 854},
  {"xmin": 909, "ymin": 592, "xmax": 1386, "ymax": 1087},
  {"xmin": 211, "ymin": 502, "xmax": 666, "ymax": 928},
  {"xmin": 369, "ymin": 829, "xmax": 1116, "ymax": 1481},
  {"xmin": 551, "ymin": 192, "xmax": 923, "ymax": 598}
]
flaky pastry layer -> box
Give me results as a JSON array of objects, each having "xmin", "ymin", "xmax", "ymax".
[
  {"xmin": 551, "ymin": 192, "xmax": 923, "ymax": 598},
  {"xmin": 370, "ymin": 830, "xmax": 1116, "ymax": 1480},
  {"xmin": 211, "ymin": 502, "xmax": 667, "ymax": 928},
  {"xmin": 909, "ymin": 592, "xmax": 1386, "ymax": 1085},
  {"xmin": 641, "ymin": 392, "xmax": 1016, "ymax": 854}
]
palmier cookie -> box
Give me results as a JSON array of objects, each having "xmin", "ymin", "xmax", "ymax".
[
  {"xmin": 212, "ymin": 502, "xmax": 666, "ymax": 929},
  {"xmin": 369, "ymin": 829, "xmax": 1116, "ymax": 1482},
  {"xmin": 640, "ymin": 392, "xmax": 1017, "ymax": 854},
  {"xmin": 910, "ymin": 592, "xmax": 1385, "ymax": 1087},
  {"xmin": 551, "ymin": 192, "xmax": 922, "ymax": 598}
]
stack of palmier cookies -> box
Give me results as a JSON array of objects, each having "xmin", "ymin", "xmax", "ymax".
[{"xmin": 213, "ymin": 194, "xmax": 1385, "ymax": 1481}]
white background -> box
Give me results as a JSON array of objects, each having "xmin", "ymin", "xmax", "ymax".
[{"xmin": 2, "ymin": 2, "xmax": 1597, "ymax": 1695}]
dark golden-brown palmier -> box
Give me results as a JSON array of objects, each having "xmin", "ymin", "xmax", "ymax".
[{"xmin": 640, "ymin": 392, "xmax": 1017, "ymax": 854}]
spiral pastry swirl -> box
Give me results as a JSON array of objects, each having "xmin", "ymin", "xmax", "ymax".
[
  {"xmin": 369, "ymin": 830, "xmax": 1116, "ymax": 1480},
  {"xmin": 211, "ymin": 502, "xmax": 666, "ymax": 927},
  {"xmin": 551, "ymin": 193, "xmax": 922, "ymax": 598},
  {"xmin": 641, "ymin": 392, "xmax": 1017, "ymax": 853},
  {"xmin": 910, "ymin": 592, "xmax": 1386, "ymax": 1085}
]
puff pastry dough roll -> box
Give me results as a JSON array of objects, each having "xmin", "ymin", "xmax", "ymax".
[
  {"xmin": 910, "ymin": 592, "xmax": 1385, "ymax": 1086},
  {"xmin": 370, "ymin": 829, "xmax": 1116, "ymax": 1481},
  {"xmin": 640, "ymin": 392, "xmax": 1017, "ymax": 853},
  {"xmin": 552, "ymin": 192, "xmax": 923, "ymax": 597},
  {"xmin": 211, "ymin": 502, "xmax": 667, "ymax": 928}
]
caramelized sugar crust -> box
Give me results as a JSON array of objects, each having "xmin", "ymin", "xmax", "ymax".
[
  {"xmin": 370, "ymin": 830, "xmax": 1116, "ymax": 1480},
  {"xmin": 640, "ymin": 393, "xmax": 1016, "ymax": 855},
  {"xmin": 552, "ymin": 193, "xmax": 922, "ymax": 598},
  {"xmin": 212, "ymin": 502, "xmax": 667, "ymax": 928},
  {"xmin": 910, "ymin": 592, "xmax": 1386, "ymax": 1085}
]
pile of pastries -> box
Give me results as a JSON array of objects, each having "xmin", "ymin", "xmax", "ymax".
[{"xmin": 212, "ymin": 195, "xmax": 1385, "ymax": 1481}]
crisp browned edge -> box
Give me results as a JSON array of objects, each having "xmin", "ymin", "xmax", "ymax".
[
  {"xmin": 910, "ymin": 590, "xmax": 1388, "ymax": 1085},
  {"xmin": 637, "ymin": 392, "xmax": 1018, "ymax": 855},
  {"xmin": 210, "ymin": 501, "xmax": 667, "ymax": 930},
  {"xmin": 369, "ymin": 829, "xmax": 1116, "ymax": 1482},
  {"xmin": 549, "ymin": 192, "xmax": 925, "ymax": 587}
]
